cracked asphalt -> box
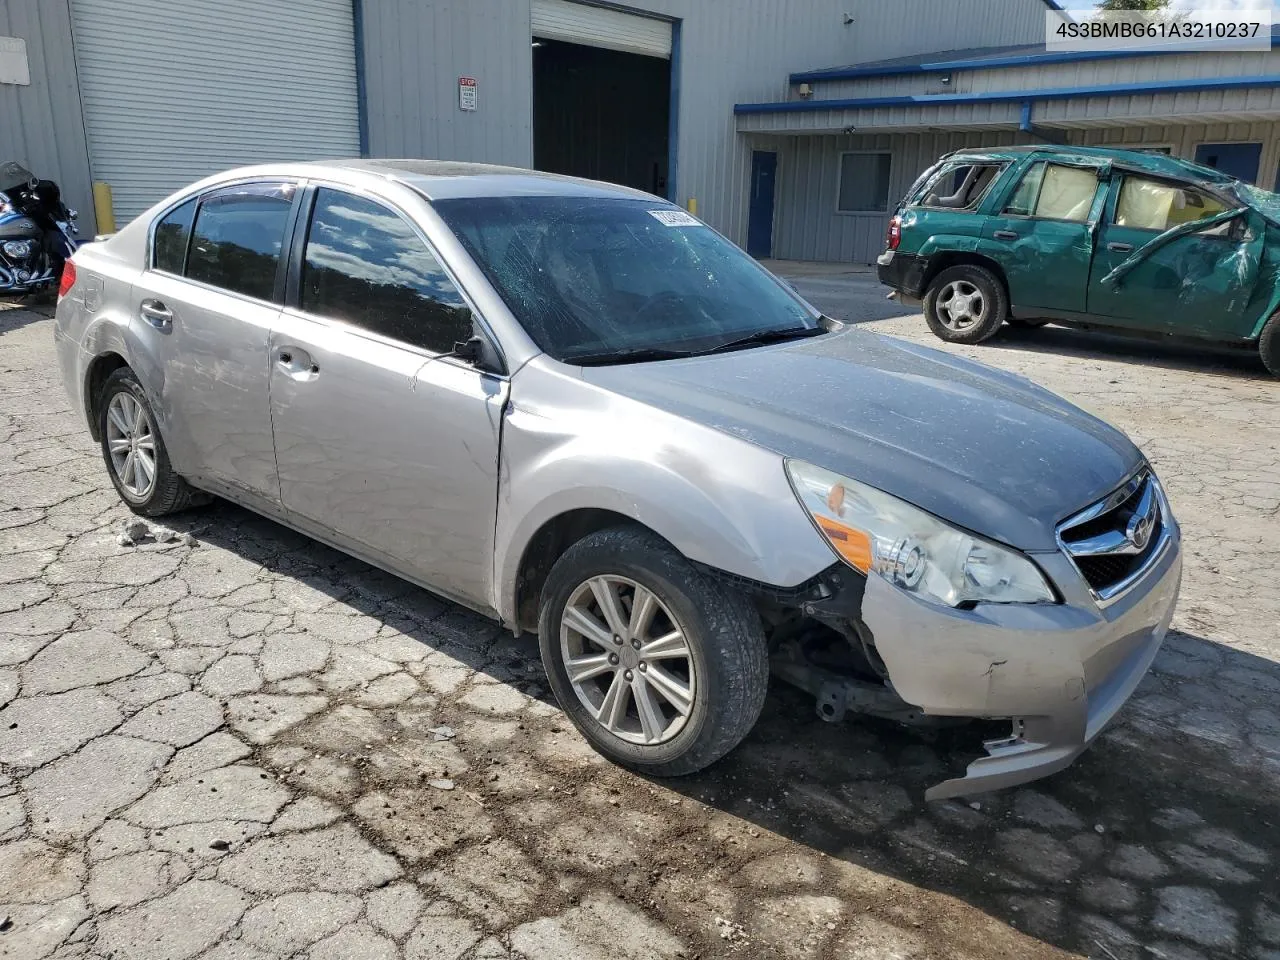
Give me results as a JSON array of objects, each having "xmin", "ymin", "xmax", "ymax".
[{"xmin": 1, "ymin": 295, "xmax": 1278, "ymax": 960}]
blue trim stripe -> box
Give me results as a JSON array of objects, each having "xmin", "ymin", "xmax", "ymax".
[
  {"xmin": 791, "ymin": 47, "xmax": 1195, "ymax": 83},
  {"xmin": 735, "ymin": 74, "xmax": 1280, "ymax": 115}
]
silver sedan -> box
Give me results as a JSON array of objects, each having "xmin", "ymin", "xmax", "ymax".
[{"xmin": 54, "ymin": 160, "xmax": 1181, "ymax": 798}]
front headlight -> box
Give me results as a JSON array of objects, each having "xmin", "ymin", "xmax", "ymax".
[{"xmin": 786, "ymin": 460, "xmax": 1055, "ymax": 607}]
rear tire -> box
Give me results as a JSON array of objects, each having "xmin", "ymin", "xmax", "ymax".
[
  {"xmin": 537, "ymin": 526, "xmax": 769, "ymax": 777},
  {"xmin": 1260, "ymin": 310, "xmax": 1280, "ymax": 379},
  {"xmin": 923, "ymin": 264, "xmax": 1008, "ymax": 344},
  {"xmin": 98, "ymin": 367, "xmax": 204, "ymax": 516}
]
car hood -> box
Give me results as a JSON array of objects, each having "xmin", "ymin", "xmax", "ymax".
[{"xmin": 580, "ymin": 328, "xmax": 1143, "ymax": 552}]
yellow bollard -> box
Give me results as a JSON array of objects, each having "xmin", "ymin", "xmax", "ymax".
[
  {"xmin": 92, "ymin": 182, "xmax": 116, "ymax": 235},
  {"xmin": 686, "ymin": 197, "xmax": 697, "ymax": 216}
]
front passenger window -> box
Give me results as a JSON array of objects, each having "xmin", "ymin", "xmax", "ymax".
[
  {"xmin": 186, "ymin": 185, "xmax": 294, "ymax": 301},
  {"xmin": 300, "ymin": 188, "xmax": 473, "ymax": 353}
]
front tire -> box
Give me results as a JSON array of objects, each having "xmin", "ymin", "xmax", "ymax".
[
  {"xmin": 98, "ymin": 367, "xmax": 203, "ymax": 516},
  {"xmin": 537, "ymin": 526, "xmax": 769, "ymax": 777},
  {"xmin": 1260, "ymin": 310, "xmax": 1280, "ymax": 379},
  {"xmin": 923, "ymin": 264, "xmax": 1008, "ymax": 344}
]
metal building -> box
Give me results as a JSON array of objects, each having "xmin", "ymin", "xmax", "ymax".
[{"xmin": 1, "ymin": 0, "xmax": 1276, "ymax": 259}]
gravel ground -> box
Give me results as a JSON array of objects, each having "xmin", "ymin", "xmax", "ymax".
[{"xmin": 1, "ymin": 297, "xmax": 1278, "ymax": 960}]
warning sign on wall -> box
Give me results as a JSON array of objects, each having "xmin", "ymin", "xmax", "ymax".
[{"xmin": 458, "ymin": 76, "xmax": 477, "ymax": 112}]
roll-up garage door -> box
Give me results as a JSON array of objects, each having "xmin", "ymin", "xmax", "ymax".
[
  {"xmin": 70, "ymin": 0, "xmax": 360, "ymax": 223},
  {"xmin": 532, "ymin": 0, "xmax": 672, "ymax": 59}
]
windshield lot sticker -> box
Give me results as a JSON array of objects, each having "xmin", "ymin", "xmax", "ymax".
[{"xmin": 648, "ymin": 209, "xmax": 702, "ymax": 227}]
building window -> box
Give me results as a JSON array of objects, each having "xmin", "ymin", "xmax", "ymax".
[{"xmin": 837, "ymin": 153, "xmax": 892, "ymax": 213}]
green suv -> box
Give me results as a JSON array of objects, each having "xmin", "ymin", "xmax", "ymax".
[{"xmin": 876, "ymin": 145, "xmax": 1280, "ymax": 377}]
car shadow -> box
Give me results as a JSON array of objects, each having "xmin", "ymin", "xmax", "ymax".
[
  {"xmin": 152, "ymin": 500, "xmax": 1279, "ymax": 960},
  {"xmin": 985, "ymin": 323, "xmax": 1271, "ymax": 381}
]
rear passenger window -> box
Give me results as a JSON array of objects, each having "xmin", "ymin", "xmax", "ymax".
[
  {"xmin": 153, "ymin": 198, "xmax": 196, "ymax": 274},
  {"xmin": 1004, "ymin": 162, "xmax": 1099, "ymax": 222},
  {"xmin": 300, "ymin": 188, "xmax": 473, "ymax": 353},
  {"xmin": 186, "ymin": 184, "xmax": 294, "ymax": 301},
  {"xmin": 918, "ymin": 163, "xmax": 1003, "ymax": 210}
]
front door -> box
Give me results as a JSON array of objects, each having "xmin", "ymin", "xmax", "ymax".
[
  {"xmin": 1087, "ymin": 172, "xmax": 1265, "ymax": 338},
  {"xmin": 982, "ymin": 159, "xmax": 1107, "ymax": 314},
  {"xmin": 128, "ymin": 182, "xmax": 297, "ymax": 501},
  {"xmin": 269, "ymin": 186, "xmax": 507, "ymax": 610},
  {"xmin": 1194, "ymin": 142, "xmax": 1262, "ymax": 184},
  {"xmin": 747, "ymin": 150, "xmax": 777, "ymax": 257}
]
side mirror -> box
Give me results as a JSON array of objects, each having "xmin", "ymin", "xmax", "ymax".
[{"xmin": 451, "ymin": 335, "xmax": 484, "ymax": 365}]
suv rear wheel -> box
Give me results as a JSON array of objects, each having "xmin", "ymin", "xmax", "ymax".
[
  {"xmin": 923, "ymin": 264, "xmax": 1008, "ymax": 344},
  {"xmin": 537, "ymin": 526, "xmax": 769, "ymax": 777}
]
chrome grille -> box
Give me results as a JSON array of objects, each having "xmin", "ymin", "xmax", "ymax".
[{"xmin": 1057, "ymin": 470, "xmax": 1167, "ymax": 602}]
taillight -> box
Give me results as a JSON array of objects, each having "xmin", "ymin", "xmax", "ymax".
[
  {"xmin": 886, "ymin": 216, "xmax": 902, "ymax": 251},
  {"xmin": 57, "ymin": 260, "xmax": 76, "ymax": 301}
]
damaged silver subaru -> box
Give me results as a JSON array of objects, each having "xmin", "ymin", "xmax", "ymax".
[{"xmin": 54, "ymin": 160, "xmax": 1181, "ymax": 799}]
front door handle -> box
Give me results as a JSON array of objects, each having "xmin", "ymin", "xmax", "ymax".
[
  {"xmin": 1107, "ymin": 241, "xmax": 1134, "ymax": 253},
  {"xmin": 992, "ymin": 229, "xmax": 1018, "ymax": 240},
  {"xmin": 139, "ymin": 299, "xmax": 173, "ymax": 332},
  {"xmin": 275, "ymin": 346, "xmax": 319, "ymax": 381}
]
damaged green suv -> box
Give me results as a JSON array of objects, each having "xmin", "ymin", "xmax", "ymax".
[{"xmin": 876, "ymin": 145, "xmax": 1280, "ymax": 377}]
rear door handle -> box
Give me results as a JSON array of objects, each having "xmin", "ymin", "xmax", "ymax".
[
  {"xmin": 992, "ymin": 230, "xmax": 1018, "ymax": 240},
  {"xmin": 139, "ymin": 299, "xmax": 173, "ymax": 332},
  {"xmin": 1107, "ymin": 241, "xmax": 1134, "ymax": 253}
]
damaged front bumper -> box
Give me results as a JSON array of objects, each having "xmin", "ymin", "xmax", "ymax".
[{"xmin": 862, "ymin": 524, "xmax": 1182, "ymax": 801}]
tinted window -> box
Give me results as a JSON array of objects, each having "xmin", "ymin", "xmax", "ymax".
[
  {"xmin": 187, "ymin": 185, "xmax": 293, "ymax": 300},
  {"xmin": 301, "ymin": 189, "xmax": 472, "ymax": 353},
  {"xmin": 153, "ymin": 198, "xmax": 196, "ymax": 274},
  {"xmin": 433, "ymin": 196, "xmax": 819, "ymax": 361},
  {"xmin": 1004, "ymin": 162, "xmax": 1097, "ymax": 222},
  {"xmin": 1115, "ymin": 176, "xmax": 1229, "ymax": 232},
  {"xmin": 838, "ymin": 153, "xmax": 892, "ymax": 212}
]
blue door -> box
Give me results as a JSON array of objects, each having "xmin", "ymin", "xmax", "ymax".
[
  {"xmin": 1194, "ymin": 142, "xmax": 1262, "ymax": 184},
  {"xmin": 747, "ymin": 151, "xmax": 777, "ymax": 257}
]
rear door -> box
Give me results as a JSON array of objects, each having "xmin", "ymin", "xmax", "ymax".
[
  {"xmin": 269, "ymin": 185, "xmax": 507, "ymax": 610},
  {"xmin": 128, "ymin": 181, "xmax": 297, "ymax": 501},
  {"xmin": 982, "ymin": 160, "xmax": 1108, "ymax": 314},
  {"xmin": 1087, "ymin": 173, "xmax": 1263, "ymax": 337}
]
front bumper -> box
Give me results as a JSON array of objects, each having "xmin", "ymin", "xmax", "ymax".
[
  {"xmin": 875, "ymin": 250, "xmax": 927, "ymax": 298},
  {"xmin": 861, "ymin": 523, "xmax": 1182, "ymax": 800}
]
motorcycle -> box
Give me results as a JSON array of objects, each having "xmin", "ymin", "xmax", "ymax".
[{"xmin": 0, "ymin": 161, "xmax": 79, "ymax": 297}]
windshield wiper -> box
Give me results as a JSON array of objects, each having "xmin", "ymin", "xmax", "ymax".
[
  {"xmin": 561, "ymin": 346, "xmax": 698, "ymax": 366},
  {"xmin": 700, "ymin": 325, "xmax": 827, "ymax": 355}
]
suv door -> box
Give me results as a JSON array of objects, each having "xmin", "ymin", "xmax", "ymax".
[
  {"xmin": 982, "ymin": 160, "xmax": 1108, "ymax": 315},
  {"xmin": 269, "ymin": 185, "xmax": 508, "ymax": 611},
  {"xmin": 1086, "ymin": 173, "xmax": 1265, "ymax": 337},
  {"xmin": 129, "ymin": 181, "xmax": 297, "ymax": 502}
]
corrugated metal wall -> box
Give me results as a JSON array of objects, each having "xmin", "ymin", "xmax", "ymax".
[
  {"xmin": 0, "ymin": 0, "xmax": 94, "ymax": 235},
  {"xmin": 361, "ymin": 0, "xmax": 1048, "ymax": 247},
  {"xmin": 770, "ymin": 129, "xmax": 1033, "ymax": 262},
  {"xmin": 770, "ymin": 121, "xmax": 1280, "ymax": 264}
]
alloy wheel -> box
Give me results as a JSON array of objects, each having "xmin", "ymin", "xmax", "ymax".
[
  {"xmin": 559, "ymin": 575, "xmax": 696, "ymax": 745},
  {"xmin": 936, "ymin": 280, "xmax": 986, "ymax": 331},
  {"xmin": 105, "ymin": 391, "xmax": 158, "ymax": 499}
]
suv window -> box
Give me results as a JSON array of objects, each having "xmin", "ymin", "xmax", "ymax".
[
  {"xmin": 1004, "ymin": 162, "xmax": 1098, "ymax": 222},
  {"xmin": 1115, "ymin": 176, "xmax": 1229, "ymax": 232},
  {"xmin": 153, "ymin": 198, "xmax": 197, "ymax": 274},
  {"xmin": 186, "ymin": 184, "xmax": 294, "ymax": 300},
  {"xmin": 918, "ymin": 163, "xmax": 1003, "ymax": 210},
  {"xmin": 300, "ymin": 188, "xmax": 473, "ymax": 353}
]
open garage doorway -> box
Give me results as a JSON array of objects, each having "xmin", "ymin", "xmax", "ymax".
[{"xmin": 532, "ymin": 2, "xmax": 673, "ymax": 199}]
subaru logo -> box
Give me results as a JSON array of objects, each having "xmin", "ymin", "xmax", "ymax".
[{"xmin": 1126, "ymin": 503, "xmax": 1156, "ymax": 551}]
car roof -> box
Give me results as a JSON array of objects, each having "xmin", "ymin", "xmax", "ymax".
[
  {"xmin": 298, "ymin": 158, "xmax": 662, "ymax": 202},
  {"xmin": 943, "ymin": 144, "xmax": 1236, "ymax": 186}
]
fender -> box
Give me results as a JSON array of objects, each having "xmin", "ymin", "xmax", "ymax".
[{"xmin": 491, "ymin": 360, "xmax": 836, "ymax": 624}]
